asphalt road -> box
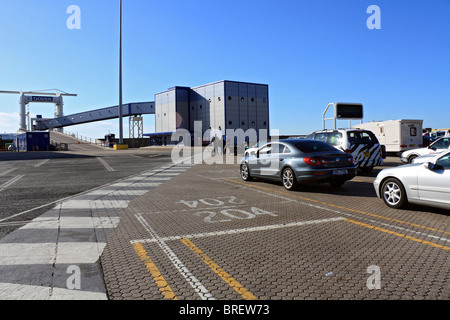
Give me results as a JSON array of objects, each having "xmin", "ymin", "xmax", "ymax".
[{"xmin": 0, "ymin": 132, "xmax": 173, "ymax": 238}]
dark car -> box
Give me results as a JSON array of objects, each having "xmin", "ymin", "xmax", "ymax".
[{"xmin": 240, "ymin": 139, "xmax": 357, "ymax": 190}]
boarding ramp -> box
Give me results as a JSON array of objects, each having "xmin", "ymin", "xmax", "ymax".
[{"xmin": 33, "ymin": 102, "xmax": 155, "ymax": 130}]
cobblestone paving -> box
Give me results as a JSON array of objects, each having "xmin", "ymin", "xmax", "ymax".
[{"xmin": 101, "ymin": 159, "xmax": 450, "ymax": 300}]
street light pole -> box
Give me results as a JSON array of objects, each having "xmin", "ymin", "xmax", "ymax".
[{"xmin": 118, "ymin": 0, "xmax": 124, "ymax": 145}]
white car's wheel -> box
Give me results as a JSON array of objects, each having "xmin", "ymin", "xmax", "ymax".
[{"xmin": 381, "ymin": 178, "xmax": 408, "ymax": 209}]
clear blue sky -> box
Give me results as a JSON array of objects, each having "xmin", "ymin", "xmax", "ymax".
[{"xmin": 1, "ymin": 0, "xmax": 449, "ymax": 138}]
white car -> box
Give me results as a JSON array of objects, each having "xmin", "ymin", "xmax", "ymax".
[
  {"xmin": 374, "ymin": 151, "xmax": 450, "ymax": 210},
  {"xmin": 400, "ymin": 137, "xmax": 450, "ymax": 164},
  {"xmin": 411, "ymin": 152, "xmax": 444, "ymax": 164}
]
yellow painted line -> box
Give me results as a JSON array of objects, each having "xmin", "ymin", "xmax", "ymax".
[
  {"xmin": 223, "ymin": 178, "xmax": 450, "ymax": 236},
  {"xmin": 346, "ymin": 219, "xmax": 450, "ymax": 252},
  {"xmin": 133, "ymin": 243, "xmax": 178, "ymax": 300},
  {"xmin": 181, "ymin": 238, "xmax": 258, "ymax": 300}
]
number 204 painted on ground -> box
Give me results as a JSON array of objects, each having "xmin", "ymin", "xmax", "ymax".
[{"xmin": 176, "ymin": 197, "xmax": 277, "ymax": 223}]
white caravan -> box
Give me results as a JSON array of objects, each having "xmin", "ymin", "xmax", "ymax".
[{"xmin": 353, "ymin": 120, "xmax": 423, "ymax": 155}]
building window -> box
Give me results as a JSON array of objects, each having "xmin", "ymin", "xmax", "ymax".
[
  {"xmin": 200, "ymin": 105, "xmax": 202, "ymax": 109},
  {"xmin": 228, "ymin": 121, "xmax": 232, "ymax": 125},
  {"xmin": 263, "ymin": 121, "xmax": 267, "ymax": 125},
  {"xmin": 228, "ymin": 96, "xmax": 232, "ymax": 101}
]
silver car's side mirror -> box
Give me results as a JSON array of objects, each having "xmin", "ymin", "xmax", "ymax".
[{"xmin": 424, "ymin": 162, "xmax": 434, "ymax": 170}]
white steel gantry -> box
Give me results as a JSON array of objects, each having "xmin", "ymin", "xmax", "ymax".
[{"xmin": 0, "ymin": 89, "xmax": 77, "ymax": 132}]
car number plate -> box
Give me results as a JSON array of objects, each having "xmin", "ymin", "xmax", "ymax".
[
  {"xmin": 333, "ymin": 169, "xmax": 348, "ymax": 175},
  {"xmin": 363, "ymin": 151, "xmax": 370, "ymax": 157}
]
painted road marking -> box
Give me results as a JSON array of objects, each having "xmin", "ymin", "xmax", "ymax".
[
  {"xmin": 33, "ymin": 159, "xmax": 50, "ymax": 168},
  {"xmin": 346, "ymin": 219, "xmax": 450, "ymax": 252},
  {"xmin": 221, "ymin": 178, "xmax": 450, "ymax": 252},
  {"xmin": 96, "ymin": 157, "xmax": 115, "ymax": 172},
  {"xmin": 0, "ymin": 175, "xmax": 25, "ymax": 192},
  {"xmin": 133, "ymin": 243, "xmax": 178, "ymax": 300},
  {"xmin": 224, "ymin": 178, "xmax": 450, "ymax": 236},
  {"xmin": 181, "ymin": 238, "xmax": 258, "ymax": 300},
  {"xmin": 134, "ymin": 213, "xmax": 214, "ymax": 300},
  {"xmin": 0, "ymin": 168, "xmax": 17, "ymax": 177},
  {"xmin": 131, "ymin": 217, "xmax": 346, "ymax": 244},
  {"xmin": 0, "ymin": 161, "xmax": 193, "ymax": 300}
]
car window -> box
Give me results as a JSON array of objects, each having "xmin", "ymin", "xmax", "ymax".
[
  {"xmin": 269, "ymin": 143, "xmax": 283, "ymax": 154},
  {"xmin": 294, "ymin": 140, "xmax": 338, "ymax": 153},
  {"xmin": 327, "ymin": 132, "xmax": 343, "ymax": 146},
  {"xmin": 347, "ymin": 131, "xmax": 376, "ymax": 144},
  {"xmin": 435, "ymin": 154, "xmax": 450, "ymax": 169},
  {"xmin": 314, "ymin": 133, "xmax": 328, "ymax": 143},
  {"xmin": 282, "ymin": 145, "xmax": 292, "ymax": 154},
  {"xmin": 259, "ymin": 144, "xmax": 272, "ymax": 155},
  {"xmin": 430, "ymin": 138, "xmax": 450, "ymax": 149}
]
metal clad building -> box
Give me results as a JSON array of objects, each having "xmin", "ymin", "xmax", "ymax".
[{"xmin": 152, "ymin": 80, "xmax": 269, "ymax": 144}]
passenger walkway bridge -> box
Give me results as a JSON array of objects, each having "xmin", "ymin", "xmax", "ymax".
[{"xmin": 33, "ymin": 102, "xmax": 155, "ymax": 130}]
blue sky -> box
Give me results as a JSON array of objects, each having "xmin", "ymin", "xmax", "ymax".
[{"xmin": 1, "ymin": 0, "xmax": 449, "ymax": 138}]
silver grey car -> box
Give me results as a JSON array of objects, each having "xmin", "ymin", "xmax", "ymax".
[
  {"xmin": 374, "ymin": 150, "xmax": 450, "ymax": 209},
  {"xmin": 240, "ymin": 139, "xmax": 356, "ymax": 190}
]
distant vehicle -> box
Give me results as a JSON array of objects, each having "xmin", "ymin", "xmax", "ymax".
[
  {"xmin": 305, "ymin": 128, "xmax": 383, "ymax": 173},
  {"xmin": 431, "ymin": 130, "xmax": 446, "ymax": 139},
  {"xmin": 244, "ymin": 140, "xmax": 267, "ymax": 157},
  {"xmin": 411, "ymin": 152, "xmax": 445, "ymax": 164},
  {"xmin": 400, "ymin": 137, "xmax": 450, "ymax": 164},
  {"xmin": 353, "ymin": 119, "xmax": 423, "ymax": 155},
  {"xmin": 374, "ymin": 151, "xmax": 450, "ymax": 210},
  {"xmin": 240, "ymin": 139, "xmax": 356, "ymax": 190}
]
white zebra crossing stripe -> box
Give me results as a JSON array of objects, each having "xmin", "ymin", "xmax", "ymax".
[{"xmin": 0, "ymin": 162, "xmax": 193, "ymax": 300}]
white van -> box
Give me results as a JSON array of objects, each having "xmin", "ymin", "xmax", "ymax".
[
  {"xmin": 353, "ymin": 119, "xmax": 423, "ymax": 155},
  {"xmin": 306, "ymin": 129, "xmax": 384, "ymax": 173}
]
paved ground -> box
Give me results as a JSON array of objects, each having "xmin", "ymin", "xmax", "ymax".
[
  {"xmin": 0, "ymin": 135, "xmax": 449, "ymax": 305},
  {"xmin": 101, "ymin": 157, "xmax": 450, "ymax": 301}
]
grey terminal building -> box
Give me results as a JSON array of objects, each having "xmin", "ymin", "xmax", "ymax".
[{"xmin": 149, "ymin": 80, "xmax": 269, "ymax": 146}]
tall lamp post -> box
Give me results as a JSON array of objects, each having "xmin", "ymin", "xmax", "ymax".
[{"xmin": 118, "ymin": 0, "xmax": 124, "ymax": 145}]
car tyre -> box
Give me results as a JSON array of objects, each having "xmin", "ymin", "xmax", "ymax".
[
  {"xmin": 282, "ymin": 167, "xmax": 299, "ymax": 190},
  {"xmin": 240, "ymin": 163, "xmax": 251, "ymax": 181},
  {"xmin": 408, "ymin": 155, "xmax": 418, "ymax": 164},
  {"xmin": 381, "ymin": 178, "xmax": 408, "ymax": 209}
]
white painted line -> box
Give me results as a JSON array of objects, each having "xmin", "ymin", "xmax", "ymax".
[
  {"xmin": 0, "ymin": 283, "xmax": 107, "ymax": 300},
  {"xmin": 96, "ymin": 157, "xmax": 115, "ymax": 172},
  {"xmin": 33, "ymin": 159, "xmax": 50, "ymax": 168},
  {"xmin": 131, "ymin": 217, "xmax": 346, "ymax": 244},
  {"xmin": 213, "ymin": 177, "xmax": 450, "ymax": 246},
  {"xmin": 135, "ymin": 213, "xmax": 214, "ymax": 300},
  {"xmin": 56, "ymin": 242, "xmax": 106, "ymax": 264},
  {"xmin": 59, "ymin": 199, "xmax": 129, "ymax": 209},
  {"xmin": 0, "ymin": 243, "xmax": 56, "ymax": 265},
  {"xmin": 0, "ymin": 168, "xmax": 17, "ymax": 177},
  {"xmin": 0, "ymin": 175, "xmax": 25, "ymax": 192}
]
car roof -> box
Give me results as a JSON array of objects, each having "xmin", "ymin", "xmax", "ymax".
[{"xmin": 311, "ymin": 128, "xmax": 371, "ymax": 133}]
